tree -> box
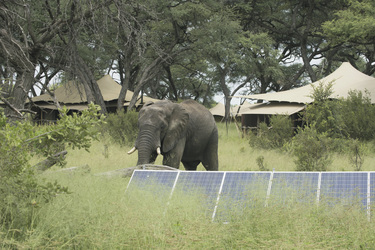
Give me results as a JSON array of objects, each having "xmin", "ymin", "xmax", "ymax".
[
  {"xmin": 231, "ymin": 0, "xmax": 348, "ymax": 90},
  {"xmin": 0, "ymin": 0, "xmax": 110, "ymax": 118},
  {"xmin": 322, "ymin": 0, "xmax": 375, "ymax": 75}
]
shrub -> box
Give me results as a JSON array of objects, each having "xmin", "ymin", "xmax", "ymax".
[
  {"xmin": 304, "ymin": 81, "xmax": 345, "ymax": 137},
  {"xmin": 304, "ymin": 83, "xmax": 375, "ymax": 141},
  {"xmin": 347, "ymin": 139, "xmax": 367, "ymax": 171},
  {"xmin": 340, "ymin": 90, "xmax": 375, "ymax": 140},
  {"xmin": 101, "ymin": 110, "xmax": 138, "ymax": 147},
  {"xmin": 256, "ymin": 156, "xmax": 269, "ymax": 171},
  {"xmin": 249, "ymin": 115, "xmax": 293, "ymax": 149},
  {"xmin": 0, "ymin": 104, "xmax": 103, "ymax": 240},
  {"xmin": 287, "ymin": 124, "xmax": 332, "ymax": 171}
]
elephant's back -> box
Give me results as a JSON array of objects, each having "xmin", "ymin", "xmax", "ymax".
[
  {"xmin": 180, "ymin": 100, "xmax": 217, "ymax": 160},
  {"xmin": 180, "ymin": 100, "xmax": 215, "ymax": 124}
]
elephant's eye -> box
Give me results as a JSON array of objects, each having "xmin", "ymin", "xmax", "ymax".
[{"xmin": 160, "ymin": 121, "xmax": 168, "ymax": 130}]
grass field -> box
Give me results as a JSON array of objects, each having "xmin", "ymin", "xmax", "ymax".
[
  {"xmin": 62, "ymin": 122, "xmax": 375, "ymax": 173},
  {"xmin": 3, "ymin": 122, "xmax": 375, "ymax": 248}
]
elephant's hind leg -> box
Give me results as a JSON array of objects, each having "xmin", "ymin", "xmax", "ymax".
[
  {"xmin": 202, "ymin": 132, "xmax": 219, "ymax": 171},
  {"xmin": 182, "ymin": 161, "xmax": 200, "ymax": 171}
]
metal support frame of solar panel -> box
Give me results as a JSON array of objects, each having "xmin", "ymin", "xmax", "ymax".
[{"xmin": 126, "ymin": 170, "xmax": 374, "ymax": 221}]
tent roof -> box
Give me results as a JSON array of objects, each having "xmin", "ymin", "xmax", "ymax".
[
  {"xmin": 36, "ymin": 104, "xmax": 89, "ymax": 111},
  {"xmin": 31, "ymin": 75, "xmax": 160, "ymax": 109},
  {"xmin": 210, "ymin": 102, "xmax": 253, "ymax": 117},
  {"xmin": 210, "ymin": 103, "xmax": 226, "ymax": 117},
  {"xmin": 235, "ymin": 62, "xmax": 375, "ymax": 104},
  {"xmin": 32, "ymin": 75, "xmax": 134, "ymax": 104},
  {"xmin": 239, "ymin": 102, "xmax": 305, "ymax": 115}
]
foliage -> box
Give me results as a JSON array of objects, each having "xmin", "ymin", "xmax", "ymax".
[
  {"xmin": 304, "ymin": 80, "xmax": 345, "ymax": 137},
  {"xmin": 304, "ymin": 82, "xmax": 375, "ymax": 141},
  {"xmin": 287, "ymin": 124, "xmax": 332, "ymax": 171},
  {"xmin": 256, "ymin": 156, "xmax": 269, "ymax": 171},
  {"xmin": 322, "ymin": 0, "xmax": 375, "ymax": 45},
  {"xmin": 249, "ymin": 115, "xmax": 293, "ymax": 149},
  {"xmin": 348, "ymin": 139, "xmax": 367, "ymax": 171},
  {"xmin": 101, "ymin": 110, "xmax": 138, "ymax": 147},
  {"xmin": 0, "ymin": 104, "xmax": 103, "ymax": 239},
  {"xmin": 340, "ymin": 90, "xmax": 375, "ymax": 140}
]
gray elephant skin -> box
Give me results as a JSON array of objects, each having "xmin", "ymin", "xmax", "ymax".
[{"xmin": 128, "ymin": 100, "xmax": 218, "ymax": 171}]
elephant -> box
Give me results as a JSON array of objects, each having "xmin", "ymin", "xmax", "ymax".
[{"xmin": 128, "ymin": 99, "xmax": 218, "ymax": 171}]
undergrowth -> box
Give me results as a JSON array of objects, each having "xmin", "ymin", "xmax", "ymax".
[
  {"xmin": 2, "ymin": 122, "xmax": 375, "ymax": 248},
  {"xmin": 4, "ymin": 171, "xmax": 374, "ymax": 249}
]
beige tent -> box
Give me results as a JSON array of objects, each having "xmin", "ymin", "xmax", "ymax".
[
  {"xmin": 234, "ymin": 62, "xmax": 375, "ymax": 129},
  {"xmin": 32, "ymin": 75, "xmax": 151, "ymax": 106},
  {"xmin": 235, "ymin": 62, "xmax": 375, "ymax": 104},
  {"xmin": 238, "ymin": 102, "xmax": 305, "ymax": 116},
  {"xmin": 30, "ymin": 75, "xmax": 159, "ymax": 122},
  {"xmin": 210, "ymin": 103, "xmax": 226, "ymax": 118},
  {"xmin": 210, "ymin": 101, "xmax": 253, "ymax": 121}
]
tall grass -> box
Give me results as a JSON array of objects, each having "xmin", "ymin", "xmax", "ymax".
[
  {"xmin": 3, "ymin": 122, "xmax": 375, "ymax": 248},
  {"xmin": 7, "ymin": 170, "xmax": 375, "ymax": 249}
]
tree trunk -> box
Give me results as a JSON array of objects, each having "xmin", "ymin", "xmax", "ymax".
[
  {"xmin": 217, "ymin": 65, "xmax": 231, "ymax": 122},
  {"xmin": 164, "ymin": 65, "xmax": 178, "ymax": 101},
  {"xmin": 6, "ymin": 69, "xmax": 35, "ymax": 120},
  {"xmin": 127, "ymin": 57, "xmax": 163, "ymax": 111},
  {"xmin": 300, "ymin": 37, "xmax": 317, "ymax": 82},
  {"xmin": 74, "ymin": 54, "xmax": 107, "ymax": 114},
  {"xmin": 117, "ymin": 53, "xmax": 131, "ymax": 111}
]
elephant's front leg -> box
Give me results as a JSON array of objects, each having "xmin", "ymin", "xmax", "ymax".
[{"xmin": 162, "ymin": 139, "xmax": 185, "ymax": 169}]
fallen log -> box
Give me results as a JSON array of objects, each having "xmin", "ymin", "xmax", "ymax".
[
  {"xmin": 33, "ymin": 150, "xmax": 68, "ymax": 172},
  {"xmin": 95, "ymin": 164, "xmax": 179, "ymax": 178}
]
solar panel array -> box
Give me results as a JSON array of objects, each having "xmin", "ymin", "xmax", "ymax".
[{"xmin": 126, "ymin": 170, "xmax": 375, "ymax": 221}]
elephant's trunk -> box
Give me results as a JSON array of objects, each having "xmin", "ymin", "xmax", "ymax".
[{"xmin": 136, "ymin": 126, "xmax": 161, "ymax": 166}]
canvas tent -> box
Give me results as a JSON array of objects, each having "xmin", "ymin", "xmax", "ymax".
[
  {"xmin": 234, "ymin": 62, "xmax": 375, "ymax": 129},
  {"xmin": 209, "ymin": 102, "xmax": 253, "ymax": 121},
  {"xmin": 236, "ymin": 62, "xmax": 375, "ymax": 104},
  {"xmin": 30, "ymin": 75, "xmax": 159, "ymax": 122}
]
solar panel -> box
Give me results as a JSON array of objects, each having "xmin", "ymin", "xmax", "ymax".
[
  {"xmin": 213, "ymin": 172, "xmax": 271, "ymax": 221},
  {"xmin": 126, "ymin": 170, "xmax": 179, "ymax": 199},
  {"xmin": 319, "ymin": 172, "xmax": 368, "ymax": 208},
  {"xmin": 270, "ymin": 172, "xmax": 320, "ymax": 205},
  {"xmin": 172, "ymin": 171, "xmax": 225, "ymax": 215},
  {"xmin": 370, "ymin": 172, "xmax": 375, "ymax": 215},
  {"xmin": 126, "ymin": 170, "xmax": 374, "ymax": 220}
]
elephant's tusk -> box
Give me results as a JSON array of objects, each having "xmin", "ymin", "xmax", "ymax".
[
  {"xmin": 157, "ymin": 147, "xmax": 161, "ymax": 155},
  {"xmin": 127, "ymin": 147, "xmax": 137, "ymax": 155}
]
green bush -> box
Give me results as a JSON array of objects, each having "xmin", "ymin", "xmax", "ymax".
[
  {"xmin": 249, "ymin": 115, "xmax": 293, "ymax": 149},
  {"xmin": 287, "ymin": 124, "xmax": 332, "ymax": 171},
  {"xmin": 304, "ymin": 81, "xmax": 345, "ymax": 137},
  {"xmin": 340, "ymin": 90, "xmax": 375, "ymax": 140},
  {"xmin": 0, "ymin": 104, "xmax": 103, "ymax": 240},
  {"xmin": 102, "ymin": 110, "xmax": 138, "ymax": 147},
  {"xmin": 347, "ymin": 139, "xmax": 367, "ymax": 171},
  {"xmin": 304, "ymin": 83, "xmax": 375, "ymax": 141}
]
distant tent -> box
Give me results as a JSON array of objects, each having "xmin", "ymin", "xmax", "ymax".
[
  {"xmin": 236, "ymin": 62, "xmax": 375, "ymax": 104},
  {"xmin": 210, "ymin": 103, "xmax": 226, "ymax": 121},
  {"xmin": 210, "ymin": 102, "xmax": 253, "ymax": 121},
  {"xmin": 234, "ymin": 62, "xmax": 375, "ymax": 129},
  {"xmin": 30, "ymin": 75, "xmax": 159, "ymax": 123}
]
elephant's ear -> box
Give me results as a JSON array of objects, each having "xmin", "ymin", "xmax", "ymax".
[{"xmin": 162, "ymin": 104, "xmax": 189, "ymax": 153}]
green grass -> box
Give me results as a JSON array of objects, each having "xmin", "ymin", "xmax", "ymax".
[
  {"xmin": 3, "ymin": 122, "xmax": 375, "ymax": 248},
  {"xmin": 8, "ymin": 172, "xmax": 375, "ymax": 249},
  {"xmin": 42, "ymin": 122, "xmax": 375, "ymax": 173}
]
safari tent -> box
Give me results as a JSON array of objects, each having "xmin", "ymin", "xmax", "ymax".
[
  {"xmin": 234, "ymin": 62, "xmax": 375, "ymax": 129},
  {"xmin": 209, "ymin": 102, "xmax": 253, "ymax": 121},
  {"xmin": 30, "ymin": 75, "xmax": 158, "ymax": 123}
]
